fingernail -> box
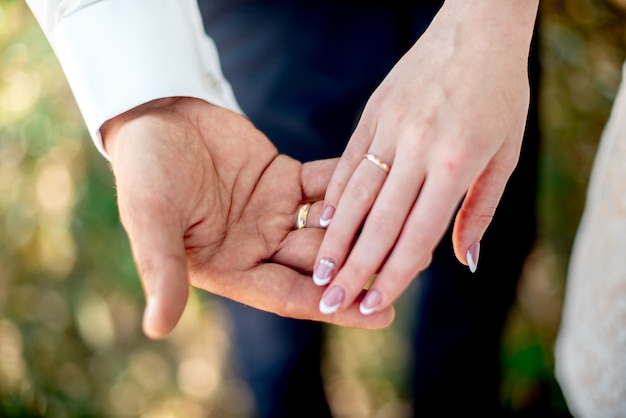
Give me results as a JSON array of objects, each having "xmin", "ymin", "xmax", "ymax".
[
  {"xmin": 467, "ymin": 242, "xmax": 480, "ymax": 273},
  {"xmin": 359, "ymin": 288, "xmax": 382, "ymax": 315},
  {"xmin": 320, "ymin": 286, "xmax": 344, "ymax": 314},
  {"xmin": 319, "ymin": 205, "xmax": 335, "ymax": 228},
  {"xmin": 143, "ymin": 296, "xmax": 157, "ymax": 335},
  {"xmin": 313, "ymin": 257, "xmax": 336, "ymax": 286}
]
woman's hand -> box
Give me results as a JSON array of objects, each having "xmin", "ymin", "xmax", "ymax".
[{"xmin": 313, "ymin": 0, "xmax": 540, "ymax": 315}]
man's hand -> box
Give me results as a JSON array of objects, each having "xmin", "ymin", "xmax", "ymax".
[{"xmin": 101, "ymin": 98, "xmax": 395, "ymax": 339}]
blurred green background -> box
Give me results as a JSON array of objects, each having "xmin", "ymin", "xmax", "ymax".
[{"xmin": 0, "ymin": 1, "xmax": 625, "ymax": 417}]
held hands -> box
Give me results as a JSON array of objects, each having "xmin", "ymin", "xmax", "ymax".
[
  {"xmin": 101, "ymin": 98, "xmax": 394, "ymax": 339},
  {"xmin": 97, "ymin": 1, "xmax": 539, "ymax": 337},
  {"xmin": 314, "ymin": 1, "xmax": 540, "ymax": 315}
]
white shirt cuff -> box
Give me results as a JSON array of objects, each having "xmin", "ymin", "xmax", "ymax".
[{"xmin": 51, "ymin": 0, "xmax": 242, "ymax": 159}]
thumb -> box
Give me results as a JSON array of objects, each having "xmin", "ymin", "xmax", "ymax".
[
  {"xmin": 121, "ymin": 203, "xmax": 190, "ymax": 339},
  {"xmin": 452, "ymin": 155, "xmax": 517, "ymax": 273}
]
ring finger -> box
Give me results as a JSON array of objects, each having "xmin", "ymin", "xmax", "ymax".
[
  {"xmin": 293, "ymin": 201, "xmax": 326, "ymax": 230},
  {"xmin": 312, "ymin": 148, "xmax": 392, "ymax": 289},
  {"xmin": 323, "ymin": 150, "xmax": 426, "ymax": 313}
]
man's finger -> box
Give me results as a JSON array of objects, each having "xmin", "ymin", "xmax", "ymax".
[
  {"xmin": 201, "ymin": 264, "xmax": 395, "ymax": 329},
  {"xmin": 272, "ymin": 227, "xmax": 325, "ymax": 272},
  {"xmin": 120, "ymin": 203, "xmax": 190, "ymax": 339},
  {"xmin": 301, "ymin": 158, "xmax": 339, "ymax": 201}
]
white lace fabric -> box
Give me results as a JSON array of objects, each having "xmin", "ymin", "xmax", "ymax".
[{"xmin": 555, "ymin": 63, "xmax": 626, "ymax": 418}]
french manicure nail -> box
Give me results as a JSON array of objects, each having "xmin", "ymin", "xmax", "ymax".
[
  {"xmin": 143, "ymin": 296, "xmax": 157, "ymax": 333},
  {"xmin": 360, "ymin": 288, "xmax": 382, "ymax": 315},
  {"xmin": 319, "ymin": 205, "xmax": 335, "ymax": 228},
  {"xmin": 320, "ymin": 286, "xmax": 345, "ymax": 315},
  {"xmin": 467, "ymin": 242, "xmax": 480, "ymax": 273},
  {"xmin": 313, "ymin": 257, "xmax": 336, "ymax": 286}
]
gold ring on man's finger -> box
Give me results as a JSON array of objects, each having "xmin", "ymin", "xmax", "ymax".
[{"xmin": 296, "ymin": 202, "xmax": 312, "ymax": 229}]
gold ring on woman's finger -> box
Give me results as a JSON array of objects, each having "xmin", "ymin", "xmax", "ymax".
[{"xmin": 363, "ymin": 153, "xmax": 391, "ymax": 174}]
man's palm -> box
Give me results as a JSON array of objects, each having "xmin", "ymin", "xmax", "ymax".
[{"xmin": 102, "ymin": 98, "xmax": 394, "ymax": 338}]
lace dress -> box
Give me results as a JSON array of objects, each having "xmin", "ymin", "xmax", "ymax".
[{"xmin": 555, "ymin": 63, "xmax": 626, "ymax": 418}]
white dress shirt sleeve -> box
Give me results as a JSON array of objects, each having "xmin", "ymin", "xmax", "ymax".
[{"xmin": 25, "ymin": 0, "xmax": 243, "ymax": 159}]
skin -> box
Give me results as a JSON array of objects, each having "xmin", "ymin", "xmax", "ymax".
[
  {"xmin": 98, "ymin": 0, "xmax": 540, "ymax": 334},
  {"xmin": 101, "ymin": 98, "xmax": 395, "ymax": 339},
  {"xmin": 315, "ymin": 0, "xmax": 541, "ymax": 314}
]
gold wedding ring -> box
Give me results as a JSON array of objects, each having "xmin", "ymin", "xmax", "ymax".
[
  {"xmin": 296, "ymin": 202, "xmax": 312, "ymax": 229},
  {"xmin": 363, "ymin": 153, "xmax": 391, "ymax": 174}
]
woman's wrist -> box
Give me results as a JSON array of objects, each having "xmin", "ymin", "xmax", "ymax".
[{"xmin": 440, "ymin": 0, "xmax": 540, "ymax": 44}]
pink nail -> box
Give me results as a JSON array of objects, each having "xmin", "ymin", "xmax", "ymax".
[
  {"xmin": 313, "ymin": 257, "xmax": 336, "ymax": 286},
  {"xmin": 320, "ymin": 286, "xmax": 344, "ymax": 314},
  {"xmin": 319, "ymin": 205, "xmax": 335, "ymax": 228},
  {"xmin": 142, "ymin": 296, "xmax": 158, "ymax": 336},
  {"xmin": 466, "ymin": 242, "xmax": 480, "ymax": 273},
  {"xmin": 360, "ymin": 288, "xmax": 382, "ymax": 315}
]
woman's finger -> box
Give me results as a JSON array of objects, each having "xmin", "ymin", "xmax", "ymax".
[
  {"xmin": 311, "ymin": 147, "xmax": 392, "ymax": 289},
  {"xmin": 317, "ymin": 123, "xmax": 375, "ymax": 226},
  {"xmin": 359, "ymin": 166, "xmax": 471, "ymax": 315},
  {"xmin": 451, "ymin": 140, "xmax": 521, "ymax": 269},
  {"xmin": 317, "ymin": 145, "xmax": 426, "ymax": 314}
]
